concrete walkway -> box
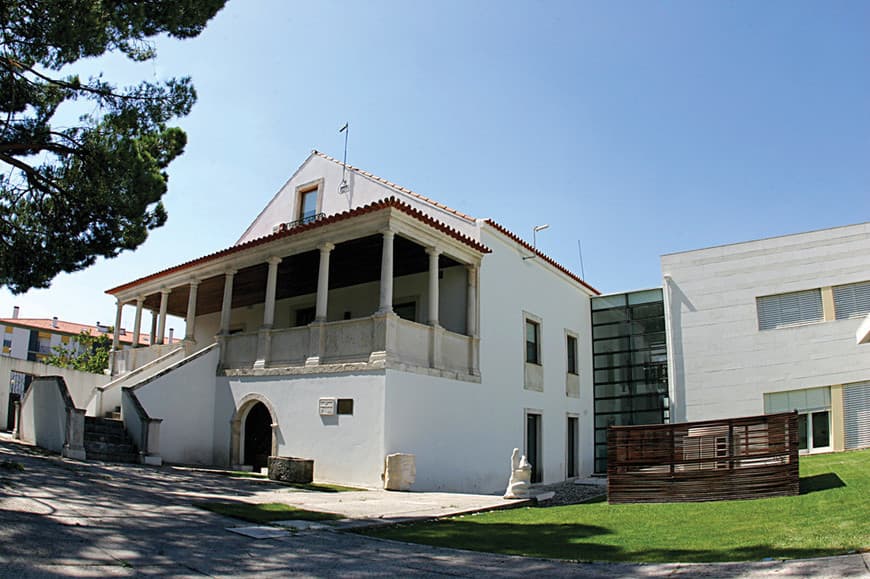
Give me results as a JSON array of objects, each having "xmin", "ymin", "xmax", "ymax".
[{"xmin": 0, "ymin": 437, "xmax": 867, "ymax": 578}]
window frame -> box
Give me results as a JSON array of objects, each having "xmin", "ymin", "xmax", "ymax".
[
  {"xmin": 566, "ymin": 331, "xmax": 579, "ymax": 375},
  {"xmin": 756, "ymin": 288, "xmax": 824, "ymax": 331},
  {"xmin": 294, "ymin": 178, "xmax": 323, "ymax": 224},
  {"xmin": 833, "ymin": 280, "xmax": 870, "ymax": 320},
  {"xmin": 524, "ymin": 315, "xmax": 542, "ymax": 365}
]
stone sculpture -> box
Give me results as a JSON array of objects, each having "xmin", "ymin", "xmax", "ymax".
[{"xmin": 504, "ymin": 447, "xmax": 533, "ymax": 499}]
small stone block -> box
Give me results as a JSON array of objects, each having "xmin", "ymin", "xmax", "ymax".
[
  {"xmin": 268, "ymin": 456, "xmax": 314, "ymax": 484},
  {"xmin": 534, "ymin": 491, "xmax": 555, "ymax": 502},
  {"xmin": 227, "ymin": 526, "xmax": 289, "ymax": 539}
]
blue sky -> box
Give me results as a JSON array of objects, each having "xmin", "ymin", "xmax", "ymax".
[{"xmin": 2, "ymin": 0, "xmax": 868, "ymax": 331}]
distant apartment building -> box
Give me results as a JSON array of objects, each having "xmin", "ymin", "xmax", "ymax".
[{"xmin": 0, "ymin": 306, "xmax": 152, "ymax": 363}]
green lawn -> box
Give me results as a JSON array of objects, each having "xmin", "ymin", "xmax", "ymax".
[
  {"xmin": 194, "ymin": 501, "xmax": 344, "ymax": 524},
  {"xmin": 362, "ymin": 449, "xmax": 870, "ymax": 563}
]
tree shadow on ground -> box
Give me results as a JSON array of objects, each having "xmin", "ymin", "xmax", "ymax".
[
  {"xmin": 364, "ymin": 518, "xmax": 855, "ymax": 566},
  {"xmin": 799, "ymin": 472, "xmax": 846, "ymax": 494}
]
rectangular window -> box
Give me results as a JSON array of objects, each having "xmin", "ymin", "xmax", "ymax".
[
  {"xmin": 526, "ymin": 320, "xmax": 540, "ymax": 364},
  {"xmin": 833, "ymin": 281, "xmax": 870, "ymax": 320},
  {"xmin": 566, "ymin": 334, "xmax": 578, "ymax": 375},
  {"xmin": 757, "ymin": 289, "xmax": 823, "ymax": 330},
  {"xmin": 337, "ymin": 398, "xmax": 354, "ymax": 415},
  {"xmin": 298, "ymin": 188, "xmax": 318, "ymax": 223}
]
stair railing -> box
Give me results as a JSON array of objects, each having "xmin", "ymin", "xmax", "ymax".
[{"xmin": 121, "ymin": 387, "xmax": 163, "ymax": 466}]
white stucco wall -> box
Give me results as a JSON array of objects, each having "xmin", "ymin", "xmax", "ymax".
[
  {"xmin": 662, "ymin": 222, "xmax": 870, "ymax": 422},
  {"xmin": 132, "ymin": 346, "xmax": 221, "ymax": 465},
  {"xmin": 238, "ymin": 154, "xmax": 478, "ymax": 244},
  {"xmin": 18, "ymin": 377, "xmax": 69, "ymax": 453},
  {"xmin": 0, "ymin": 357, "xmax": 108, "ymax": 428},
  {"xmin": 381, "ymin": 227, "xmax": 595, "ymax": 493},
  {"xmin": 215, "ymin": 371, "xmax": 386, "ymax": 487}
]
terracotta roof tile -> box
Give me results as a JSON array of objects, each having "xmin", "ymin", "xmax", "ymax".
[
  {"xmin": 312, "ymin": 150, "xmax": 477, "ymax": 222},
  {"xmin": 0, "ymin": 318, "xmax": 151, "ymax": 345},
  {"xmin": 107, "ymin": 197, "xmax": 490, "ymax": 295},
  {"xmin": 483, "ymin": 219, "xmax": 600, "ymax": 295}
]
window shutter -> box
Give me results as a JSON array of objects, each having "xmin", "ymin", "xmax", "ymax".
[
  {"xmin": 757, "ymin": 289, "xmax": 823, "ymax": 330},
  {"xmin": 833, "ymin": 281, "xmax": 870, "ymax": 320}
]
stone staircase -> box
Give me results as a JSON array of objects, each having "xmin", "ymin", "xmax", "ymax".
[{"xmin": 84, "ymin": 416, "xmax": 139, "ymax": 464}]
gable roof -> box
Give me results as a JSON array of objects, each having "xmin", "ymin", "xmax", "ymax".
[
  {"xmin": 107, "ymin": 197, "xmax": 490, "ymax": 296},
  {"xmin": 0, "ymin": 318, "xmax": 150, "ymax": 346},
  {"xmin": 483, "ymin": 219, "xmax": 600, "ymax": 296},
  {"xmin": 312, "ymin": 151, "xmax": 477, "ymax": 222}
]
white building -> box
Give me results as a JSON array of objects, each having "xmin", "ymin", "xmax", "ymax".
[
  {"xmin": 1, "ymin": 308, "xmax": 149, "ymax": 363},
  {"xmin": 662, "ymin": 223, "xmax": 870, "ymax": 454},
  {"xmin": 100, "ymin": 151, "xmax": 599, "ymax": 492}
]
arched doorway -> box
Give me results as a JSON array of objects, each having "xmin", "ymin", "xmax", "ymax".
[{"xmin": 243, "ymin": 402, "xmax": 272, "ymax": 470}]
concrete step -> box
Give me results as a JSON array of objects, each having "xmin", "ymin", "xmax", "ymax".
[{"xmin": 84, "ymin": 417, "xmax": 139, "ymax": 464}]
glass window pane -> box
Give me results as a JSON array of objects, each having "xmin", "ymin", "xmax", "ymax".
[
  {"xmin": 300, "ymin": 190, "xmax": 318, "ymax": 220},
  {"xmin": 592, "ymin": 309, "xmax": 628, "ymax": 324},
  {"xmin": 627, "ymin": 288, "xmax": 663, "ymax": 305},
  {"xmin": 812, "ymin": 411, "xmax": 830, "ymax": 448},
  {"xmin": 591, "ymin": 295, "xmax": 627, "ymax": 310},
  {"xmin": 567, "ymin": 335, "xmax": 578, "ymax": 374}
]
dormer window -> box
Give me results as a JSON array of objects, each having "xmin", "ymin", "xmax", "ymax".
[{"xmin": 298, "ymin": 186, "xmax": 319, "ymax": 224}]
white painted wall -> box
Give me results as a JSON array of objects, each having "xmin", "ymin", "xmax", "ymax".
[
  {"xmin": 18, "ymin": 377, "xmax": 69, "ymax": 453},
  {"xmin": 662, "ymin": 222, "xmax": 870, "ymax": 422},
  {"xmin": 0, "ymin": 356, "xmax": 108, "ymax": 428},
  {"xmin": 131, "ymin": 346, "xmax": 221, "ymax": 465},
  {"xmin": 238, "ymin": 154, "xmax": 478, "ymax": 244},
  {"xmin": 382, "ymin": 226, "xmax": 595, "ymax": 493},
  {"xmin": 215, "ymin": 371, "xmax": 386, "ymax": 487}
]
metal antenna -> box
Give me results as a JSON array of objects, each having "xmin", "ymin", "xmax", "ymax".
[
  {"xmin": 577, "ymin": 240, "xmax": 586, "ymax": 280},
  {"xmin": 339, "ymin": 122, "xmax": 349, "ymax": 194}
]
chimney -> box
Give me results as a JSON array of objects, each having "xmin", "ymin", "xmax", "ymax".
[
  {"xmin": 168, "ymin": 328, "xmax": 174, "ymax": 344},
  {"xmin": 51, "ymin": 316, "xmax": 58, "ymax": 329},
  {"xmin": 12, "ymin": 306, "xmax": 19, "ymax": 319},
  {"xmin": 120, "ymin": 328, "xmax": 126, "ymax": 336}
]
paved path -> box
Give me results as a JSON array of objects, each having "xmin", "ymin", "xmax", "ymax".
[{"xmin": 0, "ymin": 439, "xmax": 867, "ymax": 578}]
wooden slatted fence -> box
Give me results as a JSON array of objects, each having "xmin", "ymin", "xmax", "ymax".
[{"xmin": 607, "ymin": 411, "xmax": 799, "ymax": 503}]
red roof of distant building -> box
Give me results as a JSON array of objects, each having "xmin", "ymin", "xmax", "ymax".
[{"xmin": 0, "ymin": 318, "xmax": 152, "ymax": 346}]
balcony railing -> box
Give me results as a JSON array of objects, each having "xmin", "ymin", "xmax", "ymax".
[{"xmin": 221, "ymin": 314, "xmax": 478, "ymax": 378}]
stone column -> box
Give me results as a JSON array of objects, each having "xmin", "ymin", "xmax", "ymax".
[
  {"xmin": 466, "ymin": 265, "xmax": 478, "ymax": 336},
  {"xmin": 185, "ymin": 280, "xmax": 200, "ymax": 342},
  {"xmin": 108, "ymin": 299, "xmax": 124, "ymax": 376},
  {"xmin": 132, "ymin": 297, "xmax": 144, "ymax": 348},
  {"xmin": 156, "ymin": 289, "xmax": 170, "ymax": 345},
  {"xmin": 219, "ymin": 270, "xmax": 237, "ymax": 335},
  {"xmin": 149, "ymin": 311, "xmax": 157, "ymax": 345},
  {"xmin": 427, "ymin": 247, "xmax": 441, "ymax": 326},
  {"xmin": 111, "ymin": 299, "xmax": 124, "ymax": 352},
  {"xmin": 315, "ymin": 243, "xmax": 335, "ymax": 321},
  {"xmin": 254, "ymin": 257, "xmax": 282, "ymax": 369},
  {"xmin": 466, "ymin": 265, "xmax": 480, "ymax": 375},
  {"xmin": 263, "ymin": 257, "xmax": 282, "ymax": 328},
  {"xmin": 377, "ymin": 229, "xmax": 395, "ymax": 314}
]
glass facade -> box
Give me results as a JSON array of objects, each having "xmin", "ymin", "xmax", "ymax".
[{"xmin": 591, "ymin": 288, "xmax": 670, "ymax": 473}]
